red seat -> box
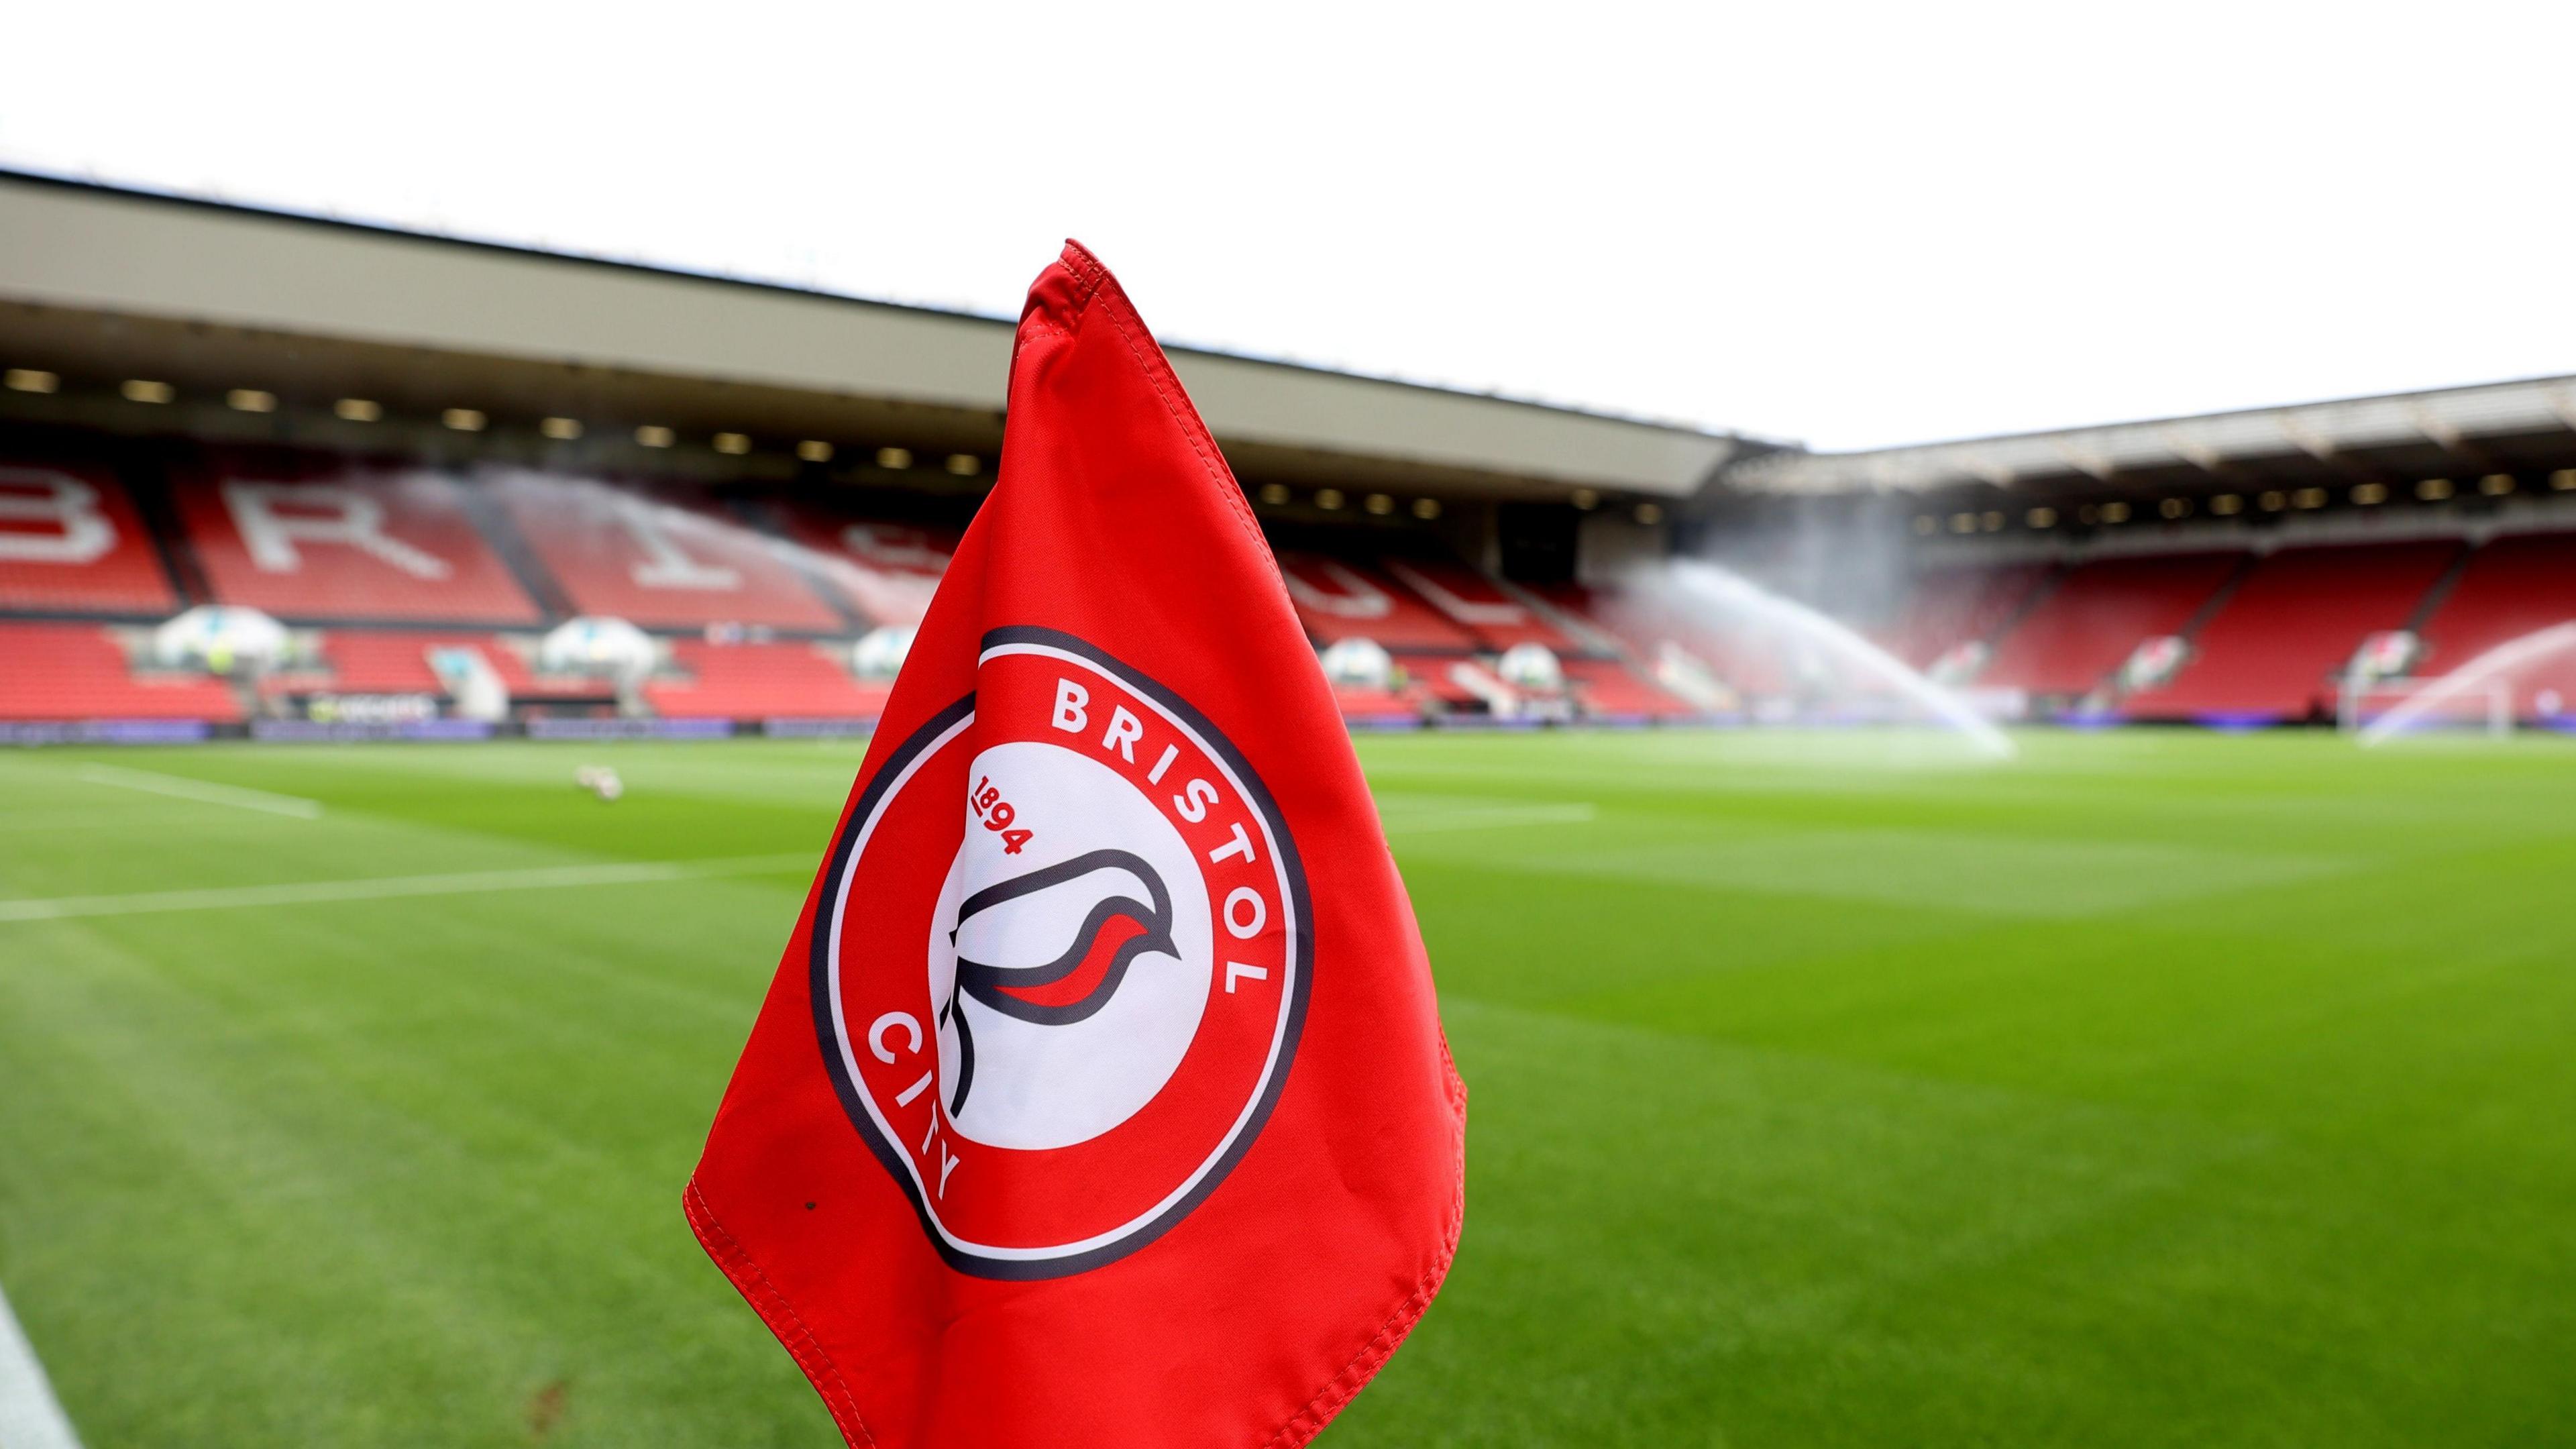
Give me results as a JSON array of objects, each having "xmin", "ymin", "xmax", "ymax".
[
  {"xmin": 0, "ymin": 461, "xmax": 182, "ymax": 614},
  {"xmin": 2125, "ymin": 542, "xmax": 2459, "ymax": 720},
  {"xmin": 644, "ymin": 640, "xmax": 890, "ymax": 720},
  {"xmin": 1329, "ymin": 685, "xmax": 1423, "ymax": 724},
  {"xmin": 0, "ymin": 623, "xmax": 242, "ymax": 721},
  {"xmin": 1387, "ymin": 652, "xmax": 1483, "ymax": 706},
  {"xmin": 1560, "ymin": 657, "xmax": 1696, "ymax": 717},
  {"xmin": 1981, "ymin": 552, "xmax": 2242, "ymax": 697},
  {"xmin": 1377, "ymin": 557, "xmax": 1578, "ymax": 651},
  {"xmin": 173, "ymin": 455, "xmax": 541, "ymax": 624},
  {"xmin": 2415, "ymin": 531, "xmax": 2576, "ymax": 712},
  {"xmin": 769, "ymin": 504, "xmax": 955, "ymax": 627},
  {"xmin": 1278, "ymin": 553, "xmax": 1479, "ymax": 650},
  {"xmin": 1872, "ymin": 564, "xmax": 2049, "ymax": 667},
  {"xmin": 495, "ymin": 472, "xmax": 844, "ymax": 631}
]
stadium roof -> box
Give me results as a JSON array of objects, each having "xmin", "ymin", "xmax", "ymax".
[
  {"xmin": 1728, "ymin": 374, "xmax": 2576, "ymax": 498},
  {"xmin": 0, "ymin": 169, "xmax": 1741, "ymax": 502}
]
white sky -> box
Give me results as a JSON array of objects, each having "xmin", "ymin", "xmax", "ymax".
[{"xmin": 6, "ymin": 1, "xmax": 2573, "ymax": 451}]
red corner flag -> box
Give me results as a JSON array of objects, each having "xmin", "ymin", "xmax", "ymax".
[{"xmin": 685, "ymin": 243, "xmax": 1466, "ymax": 1448}]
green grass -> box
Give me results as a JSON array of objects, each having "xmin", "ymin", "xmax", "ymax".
[{"xmin": 2, "ymin": 731, "xmax": 2572, "ymax": 1446}]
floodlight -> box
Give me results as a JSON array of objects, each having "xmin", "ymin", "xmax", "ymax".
[
  {"xmin": 946, "ymin": 453, "xmax": 981, "ymax": 476},
  {"xmin": 2293, "ymin": 488, "xmax": 2326, "ymax": 509},
  {"xmin": 2553, "ymin": 469, "xmax": 2576, "ymax": 492},
  {"xmin": 1570, "ymin": 488, "xmax": 1599, "ymax": 510},
  {"xmin": 1949, "ymin": 513, "xmax": 1975, "ymax": 533},
  {"xmin": 2353, "ymin": 482, "xmax": 2387, "ymax": 505},
  {"xmin": 2479, "ymin": 473, "xmax": 2515, "ymax": 496},
  {"xmin": 2210, "ymin": 494, "xmax": 2243, "ymax": 515},
  {"xmin": 1257, "ymin": 483, "xmax": 1290, "ymax": 506},
  {"xmin": 1414, "ymin": 498, "xmax": 1443, "ymax": 520},
  {"xmin": 337, "ymin": 398, "xmax": 384, "ymax": 423},
  {"xmin": 228, "ymin": 388, "xmax": 277, "ymax": 413},
  {"xmin": 797, "ymin": 440, "xmax": 833, "ymax": 463},
  {"xmin": 2026, "ymin": 506, "xmax": 2056, "ymax": 528},
  {"xmin": 4, "ymin": 368, "xmax": 58, "ymax": 394},
  {"xmin": 443, "ymin": 408, "xmax": 486, "ymax": 432},
  {"xmin": 1980, "ymin": 511, "xmax": 2004, "ymax": 531},
  {"xmin": 2417, "ymin": 478, "xmax": 2453, "ymax": 500},
  {"xmin": 714, "ymin": 433, "xmax": 751, "ymax": 455},
  {"xmin": 1632, "ymin": 502, "xmax": 1661, "ymax": 525},
  {"xmin": 2159, "ymin": 497, "xmax": 2190, "ymax": 519},
  {"xmin": 541, "ymin": 417, "xmax": 583, "ymax": 440},
  {"xmin": 1364, "ymin": 493, "xmax": 1394, "ymax": 515},
  {"xmin": 2100, "ymin": 501, "xmax": 2132, "ymax": 523},
  {"xmin": 876, "ymin": 447, "xmax": 912, "ymax": 470},
  {"xmin": 2259, "ymin": 490, "xmax": 2288, "ymax": 511},
  {"xmin": 635, "ymin": 425, "xmax": 676, "ymax": 448},
  {"xmin": 122, "ymin": 380, "xmax": 174, "ymax": 404},
  {"xmin": 1316, "ymin": 488, "xmax": 1346, "ymax": 511}
]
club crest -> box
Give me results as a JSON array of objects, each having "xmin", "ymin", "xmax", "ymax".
[{"xmin": 812, "ymin": 627, "xmax": 1311, "ymax": 1279}]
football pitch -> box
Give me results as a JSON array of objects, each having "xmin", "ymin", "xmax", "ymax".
[{"xmin": 1, "ymin": 729, "xmax": 2571, "ymax": 1447}]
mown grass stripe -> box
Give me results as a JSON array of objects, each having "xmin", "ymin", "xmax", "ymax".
[
  {"xmin": 73, "ymin": 763, "xmax": 325, "ymax": 820},
  {"xmin": 0, "ymin": 853, "xmax": 814, "ymax": 924}
]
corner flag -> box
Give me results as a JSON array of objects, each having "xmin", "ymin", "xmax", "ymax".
[{"xmin": 686, "ymin": 242, "xmax": 1466, "ymax": 1448}]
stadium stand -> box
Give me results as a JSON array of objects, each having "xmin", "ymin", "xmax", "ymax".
[
  {"xmin": 172, "ymin": 455, "xmax": 541, "ymax": 624},
  {"xmin": 2412, "ymin": 530, "xmax": 2576, "ymax": 712},
  {"xmin": 2123, "ymin": 541, "xmax": 2461, "ymax": 720},
  {"xmin": 1534, "ymin": 581, "xmax": 1788, "ymax": 701},
  {"xmin": 1978, "ymin": 551, "xmax": 2244, "ymax": 699},
  {"xmin": 2417, "ymin": 530, "xmax": 2576, "ymax": 665},
  {"xmin": 1279, "ymin": 552, "xmax": 1479, "ymax": 651},
  {"xmin": 1560, "ymin": 657, "xmax": 1697, "ymax": 718},
  {"xmin": 493, "ymin": 472, "xmax": 846, "ymax": 631},
  {"xmin": 1388, "ymin": 653, "xmax": 1486, "ymax": 707},
  {"xmin": 767, "ymin": 503, "xmax": 953, "ymax": 627},
  {"xmin": 0, "ymin": 622, "xmax": 242, "ymax": 720},
  {"xmin": 258, "ymin": 631, "xmax": 542, "ymax": 698},
  {"xmin": 1324, "ymin": 684, "xmax": 1424, "ymax": 727},
  {"xmin": 74, "ymin": 429, "xmax": 2576, "ymax": 734},
  {"xmin": 0, "ymin": 430, "xmax": 1706, "ymax": 729},
  {"xmin": 1875, "ymin": 564, "xmax": 2051, "ymax": 668},
  {"xmin": 0, "ymin": 460, "xmax": 181, "ymax": 614},
  {"xmin": 1379, "ymin": 557, "xmax": 1580, "ymax": 651},
  {"xmin": 643, "ymin": 639, "xmax": 891, "ymax": 720}
]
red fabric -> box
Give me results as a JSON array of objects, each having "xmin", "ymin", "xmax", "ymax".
[
  {"xmin": 0, "ymin": 460, "xmax": 179, "ymax": 614},
  {"xmin": 686, "ymin": 244, "xmax": 1464, "ymax": 1449}
]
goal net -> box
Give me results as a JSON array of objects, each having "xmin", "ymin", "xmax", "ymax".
[{"xmin": 2339, "ymin": 678, "xmax": 2516, "ymax": 741}]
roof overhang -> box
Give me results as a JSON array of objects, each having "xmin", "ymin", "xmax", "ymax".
[
  {"xmin": 1729, "ymin": 376, "xmax": 2576, "ymax": 497},
  {"xmin": 0, "ymin": 170, "xmax": 1739, "ymax": 500}
]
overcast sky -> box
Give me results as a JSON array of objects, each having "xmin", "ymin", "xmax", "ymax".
[{"xmin": 7, "ymin": 2, "xmax": 2572, "ymax": 451}]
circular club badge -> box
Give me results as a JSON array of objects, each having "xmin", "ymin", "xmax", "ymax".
[{"xmin": 811, "ymin": 627, "xmax": 1311, "ymax": 1278}]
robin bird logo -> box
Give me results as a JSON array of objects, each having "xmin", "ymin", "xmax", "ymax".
[{"xmin": 941, "ymin": 849, "xmax": 1177, "ymax": 1116}]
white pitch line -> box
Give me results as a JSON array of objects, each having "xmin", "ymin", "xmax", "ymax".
[
  {"xmin": 0, "ymin": 853, "xmax": 815, "ymax": 925},
  {"xmin": 73, "ymin": 763, "xmax": 324, "ymax": 820},
  {"xmin": 0, "ymin": 1277, "xmax": 82, "ymax": 1449},
  {"xmin": 1381, "ymin": 802, "xmax": 1597, "ymax": 835}
]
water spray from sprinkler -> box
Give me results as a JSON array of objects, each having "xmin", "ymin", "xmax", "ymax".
[
  {"xmin": 2357, "ymin": 621, "xmax": 2576, "ymax": 746},
  {"xmin": 1635, "ymin": 560, "xmax": 2018, "ymax": 760}
]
